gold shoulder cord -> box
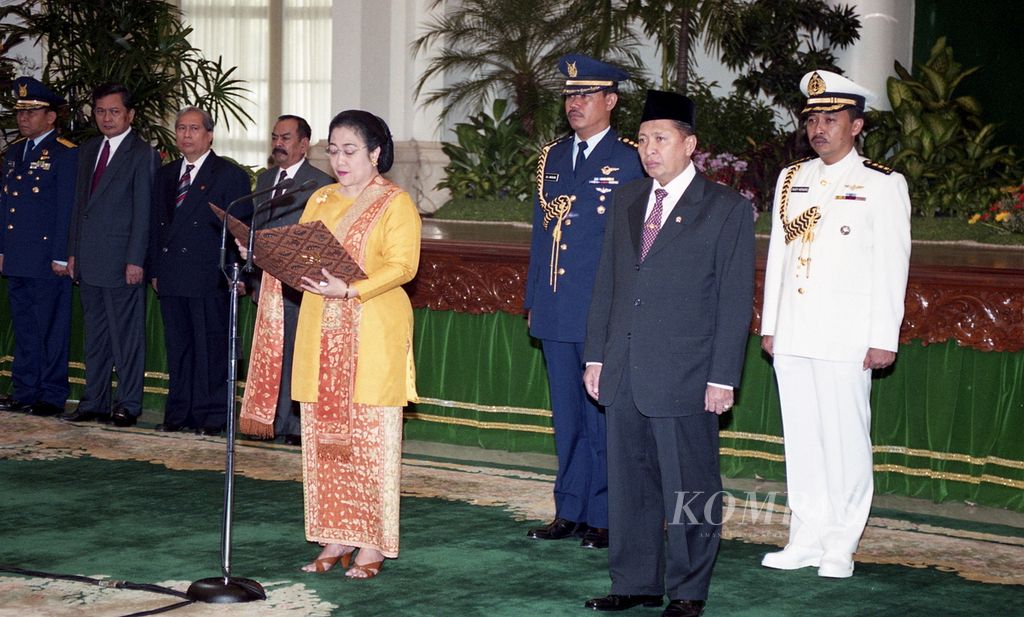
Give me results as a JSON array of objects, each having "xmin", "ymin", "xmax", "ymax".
[
  {"xmin": 779, "ymin": 163, "xmax": 820, "ymax": 245},
  {"xmin": 536, "ymin": 140, "xmax": 575, "ymax": 292}
]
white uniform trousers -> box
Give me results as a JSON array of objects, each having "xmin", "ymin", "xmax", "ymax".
[{"xmin": 773, "ymin": 353, "xmax": 874, "ymax": 557}]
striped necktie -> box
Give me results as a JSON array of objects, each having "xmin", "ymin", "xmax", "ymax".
[
  {"xmin": 176, "ymin": 163, "xmax": 194, "ymax": 209},
  {"xmin": 640, "ymin": 188, "xmax": 668, "ymax": 261},
  {"xmin": 273, "ymin": 169, "xmax": 288, "ymax": 199}
]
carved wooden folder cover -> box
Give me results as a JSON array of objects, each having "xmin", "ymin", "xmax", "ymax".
[{"xmin": 211, "ymin": 204, "xmax": 366, "ymax": 290}]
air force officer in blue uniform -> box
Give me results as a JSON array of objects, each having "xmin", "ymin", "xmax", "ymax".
[
  {"xmin": 524, "ymin": 54, "xmax": 643, "ymax": 549},
  {"xmin": 0, "ymin": 77, "xmax": 78, "ymax": 416}
]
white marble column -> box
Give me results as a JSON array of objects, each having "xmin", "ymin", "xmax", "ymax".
[
  {"xmin": 328, "ymin": 0, "xmax": 450, "ymax": 212},
  {"xmin": 827, "ymin": 0, "xmax": 916, "ymax": 111}
]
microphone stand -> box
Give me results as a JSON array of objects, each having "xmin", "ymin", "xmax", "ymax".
[{"xmin": 187, "ymin": 181, "xmax": 290, "ymax": 603}]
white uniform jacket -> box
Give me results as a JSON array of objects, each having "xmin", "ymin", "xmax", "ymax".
[{"xmin": 761, "ymin": 149, "xmax": 911, "ymax": 362}]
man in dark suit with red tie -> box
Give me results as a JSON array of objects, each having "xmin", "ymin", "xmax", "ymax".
[
  {"xmin": 583, "ymin": 91, "xmax": 755, "ymax": 617},
  {"xmin": 64, "ymin": 83, "xmax": 160, "ymax": 427},
  {"xmin": 148, "ymin": 106, "xmax": 251, "ymax": 435}
]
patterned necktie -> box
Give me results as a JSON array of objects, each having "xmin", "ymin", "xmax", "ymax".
[
  {"xmin": 272, "ymin": 169, "xmax": 288, "ymax": 199},
  {"xmin": 573, "ymin": 141, "xmax": 588, "ymax": 178},
  {"xmin": 175, "ymin": 163, "xmax": 195, "ymax": 209},
  {"xmin": 90, "ymin": 140, "xmax": 110, "ymax": 193},
  {"xmin": 640, "ymin": 188, "xmax": 668, "ymax": 261}
]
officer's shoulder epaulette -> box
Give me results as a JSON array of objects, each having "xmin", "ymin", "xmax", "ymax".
[
  {"xmin": 1, "ymin": 136, "xmax": 25, "ymax": 157},
  {"xmin": 540, "ymin": 134, "xmax": 572, "ymax": 153},
  {"xmin": 863, "ymin": 159, "xmax": 894, "ymax": 175},
  {"xmin": 57, "ymin": 137, "xmax": 77, "ymax": 149},
  {"xmin": 785, "ymin": 155, "xmax": 815, "ymax": 168},
  {"xmin": 617, "ymin": 135, "xmax": 638, "ymax": 149}
]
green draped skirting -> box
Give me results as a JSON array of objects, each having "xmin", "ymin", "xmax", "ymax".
[{"xmin": 1, "ymin": 281, "xmax": 1021, "ymax": 512}]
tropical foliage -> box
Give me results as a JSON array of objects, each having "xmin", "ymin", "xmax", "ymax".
[
  {"xmin": 437, "ymin": 99, "xmax": 538, "ymax": 201},
  {"xmin": 862, "ymin": 38, "xmax": 1019, "ymax": 217},
  {"xmin": 709, "ymin": 0, "xmax": 860, "ymax": 122},
  {"xmin": 412, "ymin": 0, "xmax": 644, "ymax": 140},
  {"xmin": 0, "ymin": 0, "xmax": 251, "ymax": 155}
]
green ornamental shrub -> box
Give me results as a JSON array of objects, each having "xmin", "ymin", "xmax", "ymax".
[
  {"xmin": 862, "ymin": 37, "xmax": 1019, "ymax": 218},
  {"xmin": 437, "ymin": 99, "xmax": 538, "ymax": 202}
]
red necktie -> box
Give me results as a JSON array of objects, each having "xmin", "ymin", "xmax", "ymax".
[
  {"xmin": 90, "ymin": 140, "xmax": 110, "ymax": 194},
  {"xmin": 640, "ymin": 188, "xmax": 668, "ymax": 261}
]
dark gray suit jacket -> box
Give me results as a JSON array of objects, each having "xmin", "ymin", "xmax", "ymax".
[
  {"xmin": 248, "ymin": 159, "xmax": 334, "ymax": 302},
  {"xmin": 584, "ymin": 173, "xmax": 755, "ymax": 417},
  {"xmin": 68, "ymin": 131, "xmax": 160, "ymax": 288}
]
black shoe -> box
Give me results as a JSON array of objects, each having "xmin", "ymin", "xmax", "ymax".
[
  {"xmin": 580, "ymin": 527, "xmax": 608, "ymax": 549},
  {"xmin": 196, "ymin": 426, "xmax": 223, "ymax": 436},
  {"xmin": 155, "ymin": 423, "xmax": 184, "ymax": 433},
  {"xmin": 663, "ymin": 600, "xmax": 705, "ymax": 617},
  {"xmin": 283, "ymin": 434, "xmax": 302, "ymax": 446},
  {"xmin": 110, "ymin": 407, "xmax": 138, "ymax": 427},
  {"xmin": 61, "ymin": 409, "xmax": 107, "ymax": 423},
  {"xmin": 0, "ymin": 397, "xmax": 31, "ymax": 412},
  {"xmin": 527, "ymin": 518, "xmax": 585, "ymax": 540},
  {"xmin": 584, "ymin": 595, "xmax": 663, "ymax": 611},
  {"xmin": 29, "ymin": 402, "xmax": 64, "ymax": 417}
]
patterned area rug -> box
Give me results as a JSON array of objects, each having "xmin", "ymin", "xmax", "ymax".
[{"xmin": 0, "ymin": 413, "xmax": 1021, "ymax": 615}]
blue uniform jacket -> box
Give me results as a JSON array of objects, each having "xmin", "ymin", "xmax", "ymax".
[
  {"xmin": 0, "ymin": 133, "xmax": 78, "ymax": 278},
  {"xmin": 525, "ymin": 129, "xmax": 643, "ymax": 342}
]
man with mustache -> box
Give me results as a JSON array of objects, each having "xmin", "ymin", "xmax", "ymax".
[
  {"xmin": 0, "ymin": 77, "xmax": 77, "ymax": 417},
  {"xmin": 243, "ymin": 115, "xmax": 332, "ymax": 445},
  {"xmin": 524, "ymin": 53, "xmax": 643, "ymax": 550},
  {"xmin": 760, "ymin": 70, "xmax": 912, "ymax": 578}
]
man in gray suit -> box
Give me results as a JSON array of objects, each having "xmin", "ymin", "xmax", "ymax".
[
  {"xmin": 582, "ymin": 90, "xmax": 755, "ymax": 617},
  {"xmin": 244, "ymin": 115, "xmax": 332, "ymax": 445},
  {"xmin": 64, "ymin": 83, "xmax": 159, "ymax": 427}
]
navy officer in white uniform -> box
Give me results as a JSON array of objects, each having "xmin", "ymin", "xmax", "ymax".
[
  {"xmin": 524, "ymin": 53, "xmax": 643, "ymax": 549},
  {"xmin": 760, "ymin": 70, "xmax": 912, "ymax": 579}
]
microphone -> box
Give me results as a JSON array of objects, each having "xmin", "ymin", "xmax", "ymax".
[
  {"xmin": 243, "ymin": 178, "xmax": 321, "ymax": 272},
  {"xmin": 219, "ymin": 178, "xmax": 296, "ymax": 274}
]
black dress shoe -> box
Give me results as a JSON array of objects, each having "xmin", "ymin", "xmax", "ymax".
[
  {"xmin": 110, "ymin": 408, "xmax": 138, "ymax": 427},
  {"xmin": 155, "ymin": 423, "xmax": 184, "ymax": 432},
  {"xmin": 0, "ymin": 397, "xmax": 31, "ymax": 413},
  {"xmin": 527, "ymin": 518, "xmax": 585, "ymax": 540},
  {"xmin": 580, "ymin": 527, "xmax": 608, "ymax": 549},
  {"xmin": 663, "ymin": 600, "xmax": 705, "ymax": 617},
  {"xmin": 61, "ymin": 409, "xmax": 106, "ymax": 423},
  {"xmin": 196, "ymin": 426, "xmax": 223, "ymax": 436},
  {"xmin": 585, "ymin": 594, "xmax": 663, "ymax": 611},
  {"xmin": 283, "ymin": 434, "xmax": 302, "ymax": 446},
  {"xmin": 30, "ymin": 402, "xmax": 64, "ymax": 417}
]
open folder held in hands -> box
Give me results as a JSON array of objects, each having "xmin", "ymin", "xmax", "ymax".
[{"xmin": 211, "ymin": 204, "xmax": 366, "ymax": 291}]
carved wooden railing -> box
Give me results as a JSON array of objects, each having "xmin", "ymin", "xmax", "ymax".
[{"xmin": 407, "ymin": 225, "xmax": 1024, "ymax": 353}]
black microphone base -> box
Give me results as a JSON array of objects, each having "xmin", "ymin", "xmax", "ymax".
[{"xmin": 187, "ymin": 576, "xmax": 266, "ymax": 603}]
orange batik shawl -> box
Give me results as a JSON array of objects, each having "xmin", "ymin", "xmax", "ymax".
[{"xmin": 240, "ymin": 176, "xmax": 402, "ymax": 461}]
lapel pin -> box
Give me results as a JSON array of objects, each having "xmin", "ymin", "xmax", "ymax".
[
  {"xmin": 840, "ymin": 225, "xmax": 851, "ymax": 235},
  {"xmin": 675, "ymin": 216, "xmax": 683, "ymax": 223}
]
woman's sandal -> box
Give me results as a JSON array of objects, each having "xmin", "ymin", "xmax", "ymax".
[
  {"xmin": 302, "ymin": 548, "xmax": 354, "ymax": 573},
  {"xmin": 345, "ymin": 559, "xmax": 383, "ymax": 579}
]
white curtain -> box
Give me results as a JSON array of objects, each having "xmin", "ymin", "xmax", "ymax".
[
  {"xmin": 178, "ymin": 0, "xmax": 332, "ymax": 168},
  {"xmin": 283, "ymin": 0, "xmax": 333, "ymax": 145}
]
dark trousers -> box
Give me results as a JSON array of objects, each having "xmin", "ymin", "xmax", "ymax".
[
  {"xmin": 5, "ymin": 275, "xmax": 71, "ymax": 406},
  {"xmin": 542, "ymin": 339, "xmax": 608, "ymax": 528},
  {"xmin": 79, "ymin": 282, "xmax": 146, "ymax": 415},
  {"xmin": 159, "ymin": 294, "xmax": 229, "ymax": 429},
  {"xmin": 272, "ymin": 291, "xmax": 301, "ymax": 437},
  {"xmin": 606, "ymin": 369, "xmax": 722, "ymax": 601}
]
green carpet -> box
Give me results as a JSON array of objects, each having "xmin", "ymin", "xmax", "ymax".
[{"xmin": 1, "ymin": 453, "xmax": 1021, "ymax": 617}]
